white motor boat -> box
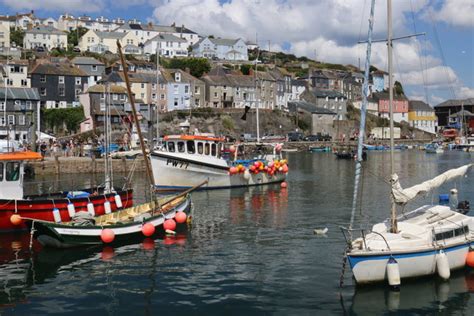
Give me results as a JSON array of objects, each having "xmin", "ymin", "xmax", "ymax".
[{"xmin": 150, "ymin": 134, "xmax": 287, "ymax": 191}]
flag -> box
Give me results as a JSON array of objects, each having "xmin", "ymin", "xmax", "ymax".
[{"xmin": 241, "ymin": 106, "xmax": 251, "ymax": 121}]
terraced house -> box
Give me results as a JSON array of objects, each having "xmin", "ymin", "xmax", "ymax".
[
  {"xmin": 192, "ymin": 37, "xmax": 248, "ymax": 61},
  {"xmin": 408, "ymin": 100, "xmax": 437, "ymax": 135},
  {"xmin": 78, "ymin": 30, "xmax": 139, "ymax": 54},
  {"xmin": 30, "ymin": 62, "xmax": 88, "ymax": 109},
  {"xmin": 23, "ymin": 26, "xmax": 68, "ymax": 50}
]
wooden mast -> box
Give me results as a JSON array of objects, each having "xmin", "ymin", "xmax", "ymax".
[{"xmin": 117, "ymin": 41, "xmax": 156, "ymax": 194}]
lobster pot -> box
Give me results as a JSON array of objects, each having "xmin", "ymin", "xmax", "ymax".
[
  {"xmin": 436, "ymin": 250, "xmax": 450, "ymax": 280},
  {"xmin": 104, "ymin": 201, "xmax": 112, "ymax": 214},
  {"xmin": 114, "ymin": 194, "xmax": 123, "ymax": 208},
  {"xmin": 67, "ymin": 203, "xmax": 76, "ymax": 218},
  {"xmin": 52, "ymin": 207, "xmax": 62, "ymax": 223},
  {"xmin": 386, "ymin": 258, "xmax": 401, "ymax": 288},
  {"xmin": 87, "ymin": 202, "xmax": 95, "ymax": 216}
]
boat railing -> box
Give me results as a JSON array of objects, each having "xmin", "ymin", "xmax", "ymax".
[{"xmin": 340, "ymin": 226, "xmax": 392, "ymax": 252}]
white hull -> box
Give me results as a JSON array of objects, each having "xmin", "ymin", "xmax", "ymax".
[
  {"xmin": 348, "ymin": 242, "xmax": 471, "ymax": 284},
  {"xmin": 150, "ymin": 152, "xmax": 286, "ymax": 190}
]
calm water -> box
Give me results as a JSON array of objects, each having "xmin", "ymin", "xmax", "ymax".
[{"xmin": 1, "ymin": 150, "xmax": 473, "ymax": 315}]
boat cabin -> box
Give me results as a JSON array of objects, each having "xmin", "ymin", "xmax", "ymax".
[
  {"xmin": 162, "ymin": 135, "xmax": 225, "ymax": 158},
  {"xmin": 0, "ymin": 151, "xmax": 42, "ymax": 200}
]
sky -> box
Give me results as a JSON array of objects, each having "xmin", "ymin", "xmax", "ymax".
[{"xmin": 0, "ymin": 0, "xmax": 473, "ymax": 105}]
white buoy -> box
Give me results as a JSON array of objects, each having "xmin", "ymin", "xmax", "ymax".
[
  {"xmin": 67, "ymin": 202, "xmax": 76, "ymax": 218},
  {"xmin": 313, "ymin": 227, "xmax": 328, "ymax": 235},
  {"xmin": 87, "ymin": 202, "xmax": 95, "ymax": 216},
  {"xmin": 114, "ymin": 194, "xmax": 123, "ymax": 208},
  {"xmin": 52, "ymin": 207, "xmax": 62, "ymax": 223},
  {"xmin": 386, "ymin": 257, "xmax": 401, "ymax": 290},
  {"xmin": 104, "ymin": 200, "xmax": 112, "ymax": 214},
  {"xmin": 243, "ymin": 169, "xmax": 251, "ymax": 181},
  {"xmin": 436, "ymin": 250, "xmax": 450, "ymax": 280}
]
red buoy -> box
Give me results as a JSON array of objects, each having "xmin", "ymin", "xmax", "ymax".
[
  {"xmin": 101, "ymin": 229, "xmax": 115, "ymax": 243},
  {"xmin": 142, "ymin": 223, "xmax": 156, "ymax": 237},
  {"xmin": 175, "ymin": 211, "xmax": 187, "ymax": 224},
  {"xmin": 281, "ymin": 181, "xmax": 288, "ymax": 188},
  {"xmin": 467, "ymin": 251, "xmax": 474, "ymax": 268},
  {"xmin": 163, "ymin": 219, "xmax": 177, "ymax": 231},
  {"xmin": 10, "ymin": 214, "xmax": 22, "ymax": 226}
]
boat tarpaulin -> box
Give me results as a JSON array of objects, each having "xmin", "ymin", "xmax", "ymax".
[{"xmin": 391, "ymin": 164, "xmax": 473, "ymax": 204}]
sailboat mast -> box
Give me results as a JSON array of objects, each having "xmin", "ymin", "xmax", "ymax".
[
  {"xmin": 387, "ymin": 0, "xmax": 398, "ymax": 233},
  {"xmin": 156, "ymin": 47, "xmax": 160, "ymax": 145},
  {"xmin": 255, "ymin": 51, "xmax": 260, "ymax": 143}
]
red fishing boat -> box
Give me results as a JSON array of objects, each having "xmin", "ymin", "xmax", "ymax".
[{"xmin": 0, "ymin": 151, "xmax": 133, "ymax": 232}]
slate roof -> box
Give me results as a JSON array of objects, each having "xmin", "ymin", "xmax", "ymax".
[
  {"xmin": 26, "ymin": 26, "xmax": 65, "ymax": 35},
  {"xmin": 31, "ymin": 63, "xmax": 88, "ymax": 76},
  {"xmin": 312, "ymin": 89, "xmax": 346, "ymax": 99},
  {"xmin": 87, "ymin": 84, "xmax": 128, "ymax": 94},
  {"xmin": 435, "ymin": 98, "xmax": 474, "ymax": 108},
  {"xmin": 145, "ymin": 33, "xmax": 187, "ymax": 45},
  {"xmin": 449, "ymin": 110, "xmax": 474, "ymax": 117},
  {"xmin": 209, "ymin": 38, "xmax": 241, "ymax": 46},
  {"xmin": 409, "ymin": 100, "xmax": 433, "ymax": 112},
  {"xmin": 372, "ymin": 91, "xmax": 408, "ymax": 101},
  {"xmin": 288, "ymin": 100, "xmax": 337, "ymax": 115},
  {"xmin": 0, "ymin": 87, "xmax": 40, "ymax": 100},
  {"xmin": 161, "ymin": 69, "xmax": 202, "ymax": 84},
  {"xmin": 71, "ymin": 57, "xmax": 104, "ymax": 66}
]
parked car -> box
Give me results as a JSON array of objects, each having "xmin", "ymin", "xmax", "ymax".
[
  {"xmin": 35, "ymin": 46, "xmax": 45, "ymax": 52},
  {"xmin": 73, "ymin": 46, "xmax": 81, "ymax": 53},
  {"xmin": 262, "ymin": 134, "xmax": 286, "ymax": 142},
  {"xmin": 304, "ymin": 134, "xmax": 332, "ymax": 141},
  {"xmin": 240, "ymin": 133, "xmax": 257, "ymax": 142},
  {"xmin": 287, "ymin": 132, "xmax": 304, "ymax": 142}
]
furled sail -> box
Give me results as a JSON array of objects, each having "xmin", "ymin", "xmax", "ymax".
[{"xmin": 391, "ymin": 164, "xmax": 473, "ymax": 204}]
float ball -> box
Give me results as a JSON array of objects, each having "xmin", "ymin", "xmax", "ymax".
[
  {"xmin": 175, "ymin": 211, "xmax": 187, "ymax": 224},
  {"xmin": 101, "ymin": 229, "xmax": 115, "ymax": 243},
  {"xmin": 229, "ymin": 145, "xmax": 236, "ymax": 153},
  {"xmin": 10, "ymin": 214, "xmax": 22, "ymax": 226},
  {"xmin": 281, "ymin": 182, "xmax": 288, "ymax": 188},
  {"xmin": 142, "ymin": 223, "xmax": 156, "ymax": 237},
  {"xmin": 467, "ymin": 251, "xmax": 474, "ymax": 268},
  {"xmin": 163, "ymin": 219, "xmax": 177, "ymax": 231}
]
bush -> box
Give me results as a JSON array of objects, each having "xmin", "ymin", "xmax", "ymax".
[{"xmin": 221, "ymin": 115, "xmax": 235, "ymax": 131}]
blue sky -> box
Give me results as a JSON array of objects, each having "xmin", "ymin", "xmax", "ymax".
[{"xmin": 0, "ymin": 0, "xmax": 472, "ymax": 105}]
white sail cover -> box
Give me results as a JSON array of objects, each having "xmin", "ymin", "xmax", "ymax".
[{"xmin": 391, "ymin": 164, "xmax": 473, "ymax": 204}]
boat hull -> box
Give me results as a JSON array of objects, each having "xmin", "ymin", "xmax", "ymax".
[
  {"xmin": 150, "ymin": 152, "xmax": 286, "ymax": 190},
  {"xmin": 33, "ymin": 195, "xmax": 191, "ymax": 248},
  {"xmin": 348, "ymin": 242, "xmax": 472, "ymax": 284},
  {"xmin": 0, "ymin": 189, "xmax": 133, "ymax": 232}
]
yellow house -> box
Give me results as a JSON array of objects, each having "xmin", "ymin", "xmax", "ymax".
[
  {"xmin": 408, "ymin": 100, "xmax": 437, "ymax": 134},
  {"xmin": 79, "ymin": 30, "xmax": 140, "ymax": 54},
  {"xmin": 0, "ymin": 21, "xmax": 10, "ymax": 48}
]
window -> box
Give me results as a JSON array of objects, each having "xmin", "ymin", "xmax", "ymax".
[
  {"xmin": 194, "ymin": 86, "xmax": 200, "ymax": 94},
  {"xmin": 204, "ymin": 143, "xmax": 210, "ymax": 155},
  {"xmin": 120, "ymin": 94, "xmax": 126, "ymax": 101},
  {"xmin": 174, "ymin": 98, "xmax": 178, "ymax": 107},
  {"xmin": 59, "ymin": 87, "xmax": 65, "ymax": 96},
  {"xmin": 160, "ymin": 94, "xmax": 165, "ymax": 100},
  {"xmin": 141, "ymin": 83, "xmax": 145, "ymax": 89},
  {"xmin": 0, "ymin": 117, "xmax": 4, "ymax": 126},
  {"xmin": 211, "ymin": 144, "xmax": 217, "ymax": 156},
  {"xmin": 40, "ymin": 75, "xmax": 46, "ymax": 83},
  {"xmin": 174, "ymin": 85, "xmax": 179, "ymax": 94},
  {"xmin": 100, "ymin": 102, "xmax": 106, "ymax": 111},
  {"xmin": 187, "ymin": 141, "xmax": 195, "ymax": 154},
  {"xmin": 152, "ymin": 93, "xmax": 157, "ymax": 100},
  {"xmin": 19, "ymin": 115, "xmax": 25, "ymax": 125},
  {"xmin": 160, "ymin": 84, "xmax": 165, "ymax": 90},
  {"xmin": 167, "ymin": 142, "xmax": 175, "ymax": 152},
  {"xmin": 214, "ymin": 92, "xmax": 218, "ymax": 98},
  {"xmin": 7, "ymin": 115, "xmax": 15, "ymax": 125},
  {"xmin": 184, "ymin": 85, "xmax": 189, "ymax": 94},
  {"xmin": 141, "ymin": 93, "xmax": 145, "ymax": 99},
  {"xmin": 152, "ymin": 83, "xmax": 156, "ymax": 90},
  {"xmin": 21, "ymin": 79, "xmax": 28, "ymax": 87},
  {"xmin": 177, "ymin": 141, "xmax": 185, "ymax": 153},
  {"xmin": 91, "ymin": 65, "xmax": 97, "ymax": 71},
  {"xmin": 100, "ymin": 93, "xmax": 105, "ymax": 100},
  {"xmin": 113, "ymin": 94, "xmax": 118, "ymax": 101},
  {"xmin": 75, "ymin": 77, "xmax": 82, "ymax": 85},
  {"xmin": 40, "ymin": 87, "xmax": 46, "ymax": 96},
  {"xmin": 194, "ymin": 99, "xmax": 200, "ymax": 107},
  {"xmin": 5, "ymin": 162, "xmax": 20, "ymax": 181},
  {"xmin": 0, "ymin": 163, "xmax": 2, "ymax": 181},
  {"xmin": 197, "ymin": 142, "xmax": 203, "ymax": 154},
  {"xmin": 435, "ymin": 226, "xmax": 468, "ymax": 241},
  {"xmin": 0, "ymin": 102, "xmax": 4, "ymax": 111},
  {"xmin": 59, "ymin": 76, "xmax": 65, "ymax": 84}
]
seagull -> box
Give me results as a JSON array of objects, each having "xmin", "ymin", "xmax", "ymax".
[{"xmin": 313, "ymin": 227, "xmax": 328, "ymax": 235}]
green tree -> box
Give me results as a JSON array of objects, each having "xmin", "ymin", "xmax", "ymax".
[
  {"xmin": 10, "ymin": 28, "xmax": 25, "ymax": 47},
  {"xmin": 164, "ymin": 57, "xmax": 211, "ymax": 78},
  {"xmin": 43, "ymin": 107, "xmax": 85, "ymax": 134},
  {"xmin": 67, "ymin": 27, "xmax": 88, "ymax": 48},
  {"xmin": 240, "ymin": 64, "xmax": 252, "ymax": 75},
  {"xmin": 394, "ymin": 81, "xmax": 405, "ymax": 95}
]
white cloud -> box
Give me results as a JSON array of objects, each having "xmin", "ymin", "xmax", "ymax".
[
  {"xmin": 457, "ymin": 86, "xmax": 474, "ymax": 98},
  {"xmin": 429, "ymin": 0, "xmax": 474, "ymax": 27},
  {"xmin": 0, "ymin": 0, "xmax": 104, "ymax": 12}
]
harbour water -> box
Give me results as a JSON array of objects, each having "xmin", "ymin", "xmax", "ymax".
[{"xmin": 1, "ymin": 150, "xmax": 473, "ymax": 314}]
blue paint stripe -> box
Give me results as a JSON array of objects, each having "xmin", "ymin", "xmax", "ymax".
[
  {"xmin": 348, "ymin": 243, "xmax": 471, "ymax": 268},
  {"xmin": 155, "ymin": 180, "xmax": 285, "ymax": 191}
]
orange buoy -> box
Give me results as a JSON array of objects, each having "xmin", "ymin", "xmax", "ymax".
[
  {"xmin": 466, "ymin": 251, "xmax": 474, "ymax": 268},
  {"xmin": 163, "ymin": 219, "xmax": 176, "ymax": 231},
  {"xmin": 281, "ymin": 181, "xmax": 288, "ymax": 188},
  {"xmin": 101, "ymin": 229, "xmax": 115, "ymax": 243},
  {"xmin": 142, "ymin": 223, "xmax": 156, "ymax": 237},
  {"xmin": 175, "ymin": 211, "xmax": 187, "ymax": 224},
  {"xmin": 10, "ymin": 214, "xmax": 22, "ymax": 226}
]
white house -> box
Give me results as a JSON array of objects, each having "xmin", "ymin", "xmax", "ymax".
[
  {"xmin": 0, "ymin": 60, "xmax": 30, "ymax": 88},
  {"xmin": 0, "ymin": 21, "xmax": 10, "ymax": 48},
  {"xmin": 143, "ymin": 34, "xmax": 188, "ymax": 57},
  {"xmin": 23, "ymin": 26, "xmax": 68, "ymax": 50},
  {"xmin": 192, "ymin": 37, "xmax": 248, "ymax": 61},
  {"xmin": 78, "ymin": 30, "xmax": 139, "ymax": 54}
]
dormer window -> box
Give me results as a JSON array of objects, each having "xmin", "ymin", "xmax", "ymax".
[{"xmin": 175, "ymin": 72, "xmax": 181, "ymax": 82}]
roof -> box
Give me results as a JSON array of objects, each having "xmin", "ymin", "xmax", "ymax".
[
  {"xmin": 311, "ymin": 89, "xmax": 346, "ymax": 99},
  {"xmin": 209, "ymin": 37, "xmax": 241, "ymax": 46},
  {"xmin": 372, "ymin": 91, "xmax": 408, "ymax": 101},
  {"xmin": 31, "ymin": 63, "xmax": 88, "ymax": 76},
  {"xmin": 161, "ymin": 69, "xmax": 202, "ymax": 84},
  {"xmin": 409, "ymin": 100, "xmax": 433, "ymax": 111},
  {"xmin": 26, "ymin": 26, "xmax": 65, "ymax": 35},
  {"xmin": 449, "ymin": 110, "xmax": 474, "ymax": 118},
  {"xmin": 0, "ymin": 87, "xmax": 40, "ymax": 100},
  {"xmin": 145, "ymin": 33, "xmax": 187, "ymax": 45},
  {"xmin": 86, "ymin": 84, "xmax": 128, "ymax": 94},
  {"xmin": 435, "ymin": 98, "xmax": 474, "ymax": 108},
  {"xmin": 95, "ymin": 31, "xmax": 126, "ymax": 40},
  {"xmin": 71, "ymin": 57, "xmax": 104, "ymax": 66},
  {"xmin": 288, "ymin": 101, "xmax": 337, "ymax": 115}
]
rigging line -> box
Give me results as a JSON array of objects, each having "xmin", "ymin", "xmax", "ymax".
[
  {"xmin": 358, "ymin": 0, "xmax": 368, "ymax": 69},
  {"xmin": 409, "ymin": 0, "xmax": 430, "ymax": 105}
]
